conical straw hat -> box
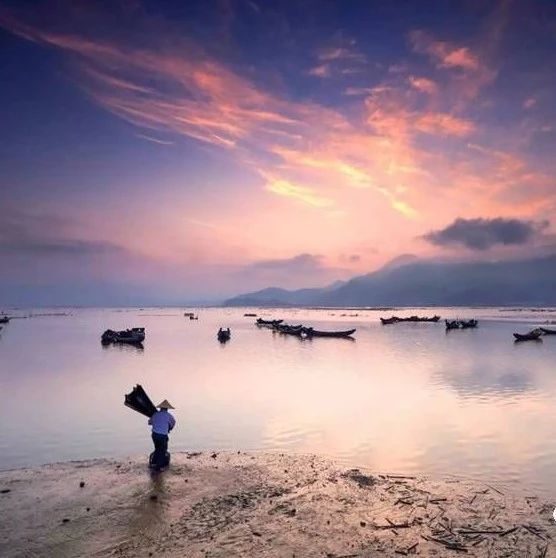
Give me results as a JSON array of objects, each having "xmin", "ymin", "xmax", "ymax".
[{"xmin": 157, "ymin": 399, "xmax": 175, "ymax": 409}]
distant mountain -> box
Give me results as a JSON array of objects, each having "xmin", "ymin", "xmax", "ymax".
[{"xmin": 223, "ymin": 254, "xmax": 556, "ymax": 307}]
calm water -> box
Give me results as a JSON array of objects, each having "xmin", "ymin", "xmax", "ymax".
[{"xmin": 2, "ymin": 307, "xmax": 556, "ymax": 497}]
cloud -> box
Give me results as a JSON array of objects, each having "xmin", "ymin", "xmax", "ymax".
[
  {"xmin": 136, "ymin": 134, "xmax": 175, "ymax": 145},
  {"xmin": 265, "ymin": 178, "xmax": 333, "ymax": 208},
  {"xmin": 308, "ymin": 64, "xmax": 331, "ymax": 78},
  {"xmin": 409, "ymin": 31, "xmax": 480, "ymax": 71},
  {"xmin": 423, "ymin": 218, "xmax": 549, "ymax": 251},
  {"xmin": 408, "ymin": 76, "xmax": 437, "ymax": 95},
  {"xmin": 0, "ymin": 208, "xmax": 124, "ymax": 256},
  {"xmin": 249, "ymin": 253, "xmax": 324, "ymax": 272}
]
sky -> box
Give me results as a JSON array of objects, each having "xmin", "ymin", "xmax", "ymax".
[{"xmin": 0, "ymin": 0, "xmax": 555, "ymax": 304}]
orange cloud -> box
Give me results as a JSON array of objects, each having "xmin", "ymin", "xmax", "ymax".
[
  {"xmin": 1, "ymin": 6, "xmax": 553, "ymax": 272},
  {"xmin": 409, "ymin": 30, "xmax": 480, "ymax": 71},
  {"xmin": 414, "ymin": 112, "xmax": 475, "ymax": 136},
  {"xmin": 408, "ymin": 76, "xmax": 437, "ymax": 95},
  {"xmin": 265, "ymin": 178, "xmax": 334, "ymax": 208}
]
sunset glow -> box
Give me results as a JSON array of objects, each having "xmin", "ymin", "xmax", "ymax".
[{"xmin": 1, "ymin": 1, "xmax": 555, "ymax": 303}]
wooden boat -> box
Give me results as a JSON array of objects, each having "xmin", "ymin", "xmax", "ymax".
[
  {"xmin": 540, "ymin": 327, "xmax": 556, "ymax": 335},
  {"xmin": 256, "ymin": 318, "xmax": 283, "ymax": 326},
  {"xmin": 445, "ymin": 320, "xmax": 460, "ymax": 330},
  {"xmin": 102, "ymin": 327, "xmax": 145, "ymax": 345},
  {"xmin": 513, "ymin": 329, "xmax": 543, "ymax": 342},
  {"xmin": 217, "ymin": 328, "xmax": 231, "ymax": 342},
  {"xmin": 460, "ymin": 319, "xmax": 478, "ymax": 329},
  {"xmin": 406, "ymin": 315, "xmax": 440, "ymax": 323},
  {"xmin": 275, "ymin": 324, "xmax": 304, "ymax": 336},
  {"xmin": 302, "ymin": 327, "xmax": 356, "ymax": 338},
  {"xmin": 381, "ymin": 315, "xmax": 440, "ymax": 324}
]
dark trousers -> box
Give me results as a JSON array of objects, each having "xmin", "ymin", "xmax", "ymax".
[{"xmin": 151, "ymin": 432, "xmax": 169, "ymax": 469}]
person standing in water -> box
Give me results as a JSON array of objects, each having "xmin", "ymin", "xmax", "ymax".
[{"xmin": 148, "ymin": 400, "xmax": 176, "ymax": 471}]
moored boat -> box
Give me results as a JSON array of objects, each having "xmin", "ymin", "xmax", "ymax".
[
  {"xmin": 275, "ymin": 324, "xmax": 304, "ymax": 336},
  {"xmin": 217, "ymin": 327, "xmax": 231, "ymax": 342},
  {"xmin": 256, "ymin": 318, "xmax": 283, "ymax": 326},
  {"xmin": 540, "ymin": 327, "xmax": 556, "ymax": 335},
  {"xmin": 513, "ymin": 329, "xmax": 543, "ymax": 342},
  {"xmin": 0, "ymin": 316, "xmax": 10, "ymax": 324},
  {"xmin": 302, "ymin": 327, "xmax": 356, "ymax": 338},
  {"xmin": 445, "ymin": 320, "xmax": 460, "ymax": 330},
  {"xmin": 102, "ymin": 327, "xmax": 145, "ymax": 345},
  {"xmin": 460, "ymin": 319, "xmax": 478, "ymax": 329},
  {"xmin": 381, "ymin": 315, "xmax": 440, "ymax": 324},
  {"xmin": 380, "ymin": 317, "xmax": 400, "ymax": 325},
  {"xmin": 244, "ymin": 313, "xmax": 257, "ymax": 317}
]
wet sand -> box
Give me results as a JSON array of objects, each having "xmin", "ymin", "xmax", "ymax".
[{"xmin": 0, "ymin": 452, "xmax": 554, "ymax": 557}]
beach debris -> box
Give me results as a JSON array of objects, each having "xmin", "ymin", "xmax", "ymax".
[
  {"xmin": 0, "ymin": 489, "xmax": 11, "ymax": 494},
  {"xmin": 79, "ymin": 481, "xmax": 85, "ymax": 488},
  {"xmin": 62, "ymin": 518, "xmax": 70, "ymax": 524},
  {"xmin": 342, "ymin": 469, "xmax": 376, "ymax": 488}
]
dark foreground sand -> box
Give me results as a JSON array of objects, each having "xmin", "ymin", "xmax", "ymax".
[{"xmin": 0, "ymin": 452, "xmax": 554, "ymax": 557}]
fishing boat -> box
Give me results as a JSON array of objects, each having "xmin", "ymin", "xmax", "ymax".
[
  {"xmin": 101, "ymin": 327, "xmax": 145, "ymax": 345},
  {"xmin": 406, "ymin": 315, "xmax": 440, "ymax": 323},
  {"xmin": 275, "ymin": 324, "xmax": 304, "ymax": 336},
  {"xmin": 513, "ymin": 329, "xmax": 543, "ymax": 342},
  {"xmin": 381, "ymin": 315, "xmax": 440, "ymax": 324},
  {"xmin": 256, "ymin": 318, "xmax": 283, "ymax": 326},
  {"xmin": 460, "ymin": 319, "xmax": 478, "ymax": 329},
  {"xmin": 217, "ymin": 327, "xmax": 231, "ymax": 342},
  {"xmin": 302, "ymin": 327, "xmax": 356, "ymax": 338},
  {"xmin": 540, "ymin": 327, "xmax": 556, "ymax": 335},
  {"xmin": 445, "ymin": 320, "xmax": 460, "ymax": 330}
]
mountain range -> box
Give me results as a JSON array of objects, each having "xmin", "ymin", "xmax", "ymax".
[{"xmin": 224, "ymin": 253, "xmax": 556, "ymax": 307}]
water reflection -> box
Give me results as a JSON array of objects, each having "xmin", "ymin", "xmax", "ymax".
[
  {"xmin": 101, "ymin": 342, "xmax": 145, "ymax": 353},
  {"xmin": 2, "ymin": 307, "xmax": 556, "ymax": 497}
]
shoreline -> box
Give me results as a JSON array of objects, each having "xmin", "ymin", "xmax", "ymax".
[{"xmin": 1, "ymin": 452, "xmax": 553, "ymax": 557}]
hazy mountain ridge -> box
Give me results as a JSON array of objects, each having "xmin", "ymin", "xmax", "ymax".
[{"xmin": 224, "ymin": 254, "xmax": 556, "ymax": 307}]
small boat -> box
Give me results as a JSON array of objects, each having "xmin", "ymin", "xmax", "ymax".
[
  {"xmin": 102, "ymin": 327, "xmax": 145, "ymax": 345},
  {"xmin": 513, "ymin": 329, "xmax": 543, "ymax": 342},
  {"xmin": 302, "ymin": 327, "xmax": 356, "ymax": 338},
  {"xmin": 184, "ymin": 312, "xmax": 195, "ymax": 317},
  {"xmin": 189, "ymin": 315, "xmax": 198, "ymax": 320},
  {"xmin": 0, "ymin": 316, "xmax": 10, "ymax": 324},
  {"xmin": 406, "ymin": 315, "xmax": 440, "ymax": 323},
  {"xmin": 256, "ymin": 318, "xmax": 283, "ymax": 326},
  {"xmin": 460, "ymin": 319, "xmax": 478, "ymax": 329},
  {"xmin": 540, "ymin": 327, "xmax": 556, "ymax": 335},
  {"xmin": 275, "ymin": 324, "xmax": 304, "ymax": 336},
  {"xmin": 445, "ymin": 320, "xmax": 460, "ymax": 330},
  {"xmin": 381, "ymin": 315, "xmax": 440, "ymax": 324},
  {"xmin": 244, "ymin": 313, "xmax": 257, "ymax": 317},
  {"xmin": 217, "ymin": 327, "xmax": 231, "ymax": 342}
]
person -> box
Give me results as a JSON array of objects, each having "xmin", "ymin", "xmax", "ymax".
[{"xmin": 148, "ymin": 400, "xmax": 176, "ymax": 471}]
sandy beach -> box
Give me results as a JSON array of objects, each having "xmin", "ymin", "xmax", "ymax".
[{"xmin": 0, "ymin": 452, "xmax": 553, "ymax": 557}]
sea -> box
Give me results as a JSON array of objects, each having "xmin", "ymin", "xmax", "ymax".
[{"xmin": 1, "ymin": 306, "xmax": 556, "ymax": 497}]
